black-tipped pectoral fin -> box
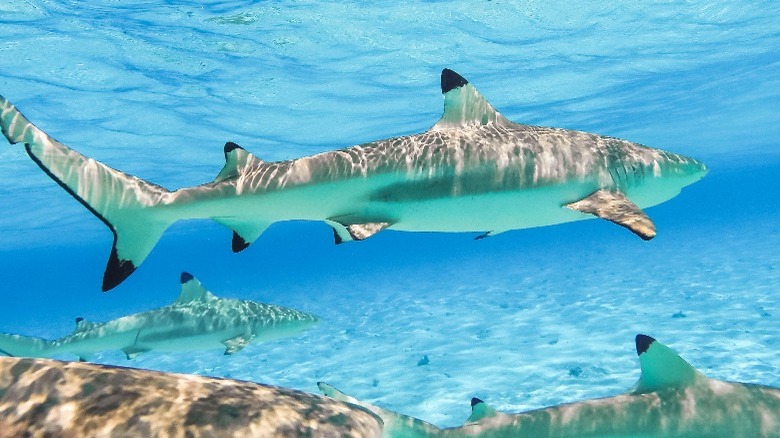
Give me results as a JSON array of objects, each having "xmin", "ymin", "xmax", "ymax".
[
  {"xmin": 326, "ymin": 220, "xmax": 354, "ymax": 245},
  {"xmin": 326, "ymin": 217, "xmax": 392, "ymax": 243},
  {"xmin": 566, "ymin": 189, "xmax": 656, "ymax": 240}
]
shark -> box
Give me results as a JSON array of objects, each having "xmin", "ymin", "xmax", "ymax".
[
  {"xmin": 319, "ymin": 334, "xmax": 780, "ymax": 437},
  {"xmin": 0, "ymin": 357, "xmax": 383, "ymax": 437},
  {"xmin": 0, "ymin": 69, "xmax": 708, "ymax": 290},
  {"xmin": 0, "ymin": 272, "xmax": 318, "ymax": 361}
]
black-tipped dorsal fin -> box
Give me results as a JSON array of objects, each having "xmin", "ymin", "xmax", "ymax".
[
  {"xmin": 431, "ymin": 69, "xmax": 506, "ymax": 131},
  {"xmin": 214, "ymin": 142, "xmax": 264, "ymax": 183},
  {"xmin": 632, "ymin": 334, "xmax": 703, "ymax": 394},
  {"xmin": 175, "ymin": 272, "xmax": 216, "ymax": 303},
  {"xmin": 465, "ymin": 397, "xmax": 501, "ymax": 424}
]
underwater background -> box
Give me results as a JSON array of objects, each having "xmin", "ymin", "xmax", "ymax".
[{"xmin": 0, "ymin": 0, "xmax": 778, "ymax": 427}]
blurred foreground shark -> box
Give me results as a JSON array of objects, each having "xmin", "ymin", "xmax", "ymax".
[
  {"xmin": 0, "ymin": 357, "xmax": 382, "ymax": 437},
  {"xmin": 320, "ymin": 335, "xmax": 780, "ymax": 437},
  {"xmin": 0, "ymin": 272, "xmax": 317, "ymax": 361},
  {"xmin": 0, "ymin": 69, "xmax": 708, "ymax": 290}
]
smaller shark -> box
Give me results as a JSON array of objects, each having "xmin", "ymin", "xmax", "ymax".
[
  {"xmin": 320, "ymin": 335, "xmax": 780, "ymax": 437},
  {"xmin": 0, "ymin": 272, "xmax": 318, "ymax": 361},
  {"xmin": 0, "ymin": 357, "xmax": 382, "ymax": 437}
]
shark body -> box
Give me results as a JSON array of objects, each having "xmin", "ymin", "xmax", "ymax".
[
  {"xmin": 0, "ymin": 70, "xmax": 708, "ymax": 290},
  {"xmin": 0, "ymin": 357, "xmax": 382, "ymax": 437},
  {"xmin": 320, "ymin": 335, "xmax": 780, "ymax": 438},
  {"xmin": 0, "ymin": 272, "xmax": 318, "ymax": 360}
]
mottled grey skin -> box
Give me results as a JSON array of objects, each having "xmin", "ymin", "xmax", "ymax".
[
  {"xmin": 320, "ymin": 335, "xmax": 780, "ymax": 438},
  {"xmin": 0, "ymin": 273, "xmax": 318, "ymax": 360},
  {"xmin": 0, "ymin": 357, "xmax": 382, "ymax": 438},
  {"xmin": 0, "ymin": 69, "xmax": 707, "ymax": 290}
]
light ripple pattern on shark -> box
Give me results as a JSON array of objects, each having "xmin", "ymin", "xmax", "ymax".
[
  {"xmin": 319, "ymin": 335, "xmax": 780, "ymax": 438},
  {"xmin": 0, "ymin": 69, "xmax": 708, "ymax": 290},
  {"xmin": 0, "ymin": 357, "xmax": 382, "ymax": 438},
  {"xmin": 0, "ymin": 272, "xmax": 318, "ymax": 361}
]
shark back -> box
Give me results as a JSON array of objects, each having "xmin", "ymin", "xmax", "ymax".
[{"xmin": 320, "ymin": 335, "xmax": 780, "ymax": 438}]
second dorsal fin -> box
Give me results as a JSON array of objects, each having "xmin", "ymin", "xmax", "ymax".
[
  {"xmin": 73, "ymin": 317, "xmax": 98, "ymax": 334},
  {"xmin": 214, "ymin": 142, "xmax": 264, "ymax": 183},
  {"xmin": 431, "ymin": 69, "xmax": 506, "ymax": 131}
]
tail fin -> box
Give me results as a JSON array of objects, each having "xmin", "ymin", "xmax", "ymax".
[
  {"xmin": 0, "ymin": 333, "xmax": 55, "ymax": 358},
  {"xmin": 1, "ymin": 95, "xmax": 173, "ymax": 291}
]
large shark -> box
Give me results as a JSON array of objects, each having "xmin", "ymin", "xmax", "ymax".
[
  {"xmin": 0, "ymin": 272, "xmax": 318, "ymax": 361},
  {"xmin": 0, "ymin": 357, "xmax": 382, "ymax": 437},
  {"xmin": 319, "ymin": 334, "xmax": 780, "ymax": 437},
  {"xmin": 0, "ymin": 69, "xmax": 708, "ymax": 290}
]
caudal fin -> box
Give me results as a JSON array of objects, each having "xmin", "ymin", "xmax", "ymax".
[
  {"xmin": 1, "ymin": 95, "xmax": 174, "ymax": 291},
  {"xmin": 0, "ymin": 333, "xmax": 55, "ymax": 358}
]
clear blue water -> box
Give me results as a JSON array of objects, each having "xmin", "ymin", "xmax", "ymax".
[{"xmin": 0, "ymin": 0, "xmax": 778, "ymax": 427}]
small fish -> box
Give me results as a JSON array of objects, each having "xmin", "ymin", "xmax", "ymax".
[
  {"xmin": 0, "ymin": 272, "xmax": 318, "ymax": 360},
  {"xmin": 0, "ymin": 69, "xmax": 707, "ymax": 290},
  {"xmin": 320, "ymin": 334, "xmax": 780, "ymax": 437}
]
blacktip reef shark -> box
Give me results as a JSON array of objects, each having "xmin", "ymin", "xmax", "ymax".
[
  {"xmin": 320, "ymin": 335, "xmax": 780, "ymax": 437},
  {"xmin": 0, "ymin": 69, "xmax": 708, "ymax": 290},
  {"xmin": 0, "ymin": 357, "xmax": 382, "ymax": 437},
  {"xmin": 0, "ymin": 272, "xmax": 318, "ymax": 361}
]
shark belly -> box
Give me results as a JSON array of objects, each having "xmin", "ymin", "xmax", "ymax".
[
  {"xmin": 135, "ymin": 330, "xmax": 238, "ymax": 352},
  {"xmin": 378, "ymin": 180, "xmax": 602, "ymax": 233},
  {"xmin": 58, "ymin": 331, "xmax": 140, "ymax": 359}
]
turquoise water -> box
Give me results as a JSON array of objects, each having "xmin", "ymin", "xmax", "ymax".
[{"xmin": 0, "ymin": 0, "xmax": 778, "ymax": 427}]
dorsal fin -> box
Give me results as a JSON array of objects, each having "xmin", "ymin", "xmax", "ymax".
[
  {"xmin": 431, "ymin": 69, "xmax": 506, "ymax": 131},
  {"xmin": 632, "ymin": 334, "xmax": 703, "ymax": 394},
  {"xmin": 214, "ymin": 142, "xmax": 264, "ymax": 183},
  {"xmin": 175, "ymin": 272, "xmax": 216, "ymax": 303},
  {"xmin": 73, "ymin": 317, "xmax": 98, "ymax": 333},
  {"xmin": 465, "ymin": 397, "xmax": 501, "ymax": 424}
]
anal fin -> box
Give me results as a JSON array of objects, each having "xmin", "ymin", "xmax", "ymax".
[
  {"xmin": 565, "ymin": 189, "xmax": 656, "ymax": 240},
  {"xmin": 214, "ymin": 219, "xmax": 270, "ymax": 253}
]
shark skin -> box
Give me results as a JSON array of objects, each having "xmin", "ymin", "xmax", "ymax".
[
  {"xmin": 0, "ymin": 272, "xmax": 318, "ymax": 361},
  {"xmin": 319, "ymin": 335, "xmax": 780, "ymax": 438},
  {"xmin": 0, "ymin": 357, "xmax": 383, "ymax": 438},
  {"xmin": 0, "ymin": 69, "xmax": 708, "ymax": 290}
]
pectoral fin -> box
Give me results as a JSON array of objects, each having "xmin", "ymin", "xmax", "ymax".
[
  {"xmin": 326, "ymin": 217, "xmax": 391, "ymax": 243},
  {"xmin": 566, "ymin": 189, "xmax": 656, "ymax": 240},
  {"xmin": 121, "ymin": 346, "xmax": 151, "ymax": 360},
  {"xmin": 222, "ymin": 334, "xmax": 254, "ymax": 355}
]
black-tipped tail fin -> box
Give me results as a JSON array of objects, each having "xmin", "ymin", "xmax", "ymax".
[{"xmin": 1, "ymin": 95, "xmax": 174, "ymax": 291}]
